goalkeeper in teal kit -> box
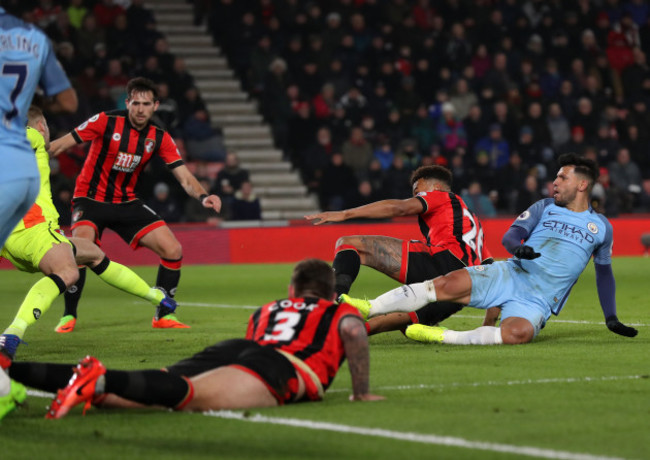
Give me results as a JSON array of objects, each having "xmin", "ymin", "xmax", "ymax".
[{"xmin": 344, "ymin": 153, "xmax": 638, "ymax": 345}]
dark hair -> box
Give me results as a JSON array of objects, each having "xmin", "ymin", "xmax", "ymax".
[
  {"xmin": 410, "ymin": 165, "xmax": 453, "ymax": 188},
  {"xmin": 558, "ymin": 152, "xmax": 599, "ymax": 186},
  {"xmin": 290, "ymin": 258, "xmax": 335, "ymax": 299},
  {"xmin": 126, "ymin": 77, "xmax": 158, "ymax": 101}
]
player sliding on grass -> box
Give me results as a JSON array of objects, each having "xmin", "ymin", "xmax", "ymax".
[
  {"xmin": 344, "ymin": 154, "xmax": 638, "ymax": 345},
  {"xmin": 7, "ymin": 259, "xmax": 383, "ymax": 419},
  {"xmin": 0, "ymin": 107, "xmax": 183, "ymax": 370},
  {"xmin": 305, "ymin": 165, "xmax": 495, "ymax": 336}
]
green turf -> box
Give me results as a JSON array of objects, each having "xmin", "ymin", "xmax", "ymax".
[{"xmin": 1, "ymin": 259, "xmax": 648, "ymax": 460}]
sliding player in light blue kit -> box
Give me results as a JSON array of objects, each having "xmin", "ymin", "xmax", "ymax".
[
  {"xmin": 345, "ymin": 153, "xmax": 638, "ymax": 345},
  {"xmin": 0, "ymin": 6, "xmax": 77, "ymax": 421}
]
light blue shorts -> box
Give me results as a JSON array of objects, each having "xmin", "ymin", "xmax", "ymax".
[
  {"xmin": 465, "ymin": 260, "xmax": 550, "ymax": 337},
  {"xmin": 0, "ymin": 177, "xmax": 39, "ymax": 248}
]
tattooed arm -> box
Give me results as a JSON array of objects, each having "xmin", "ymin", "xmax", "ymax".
[{"xmin": 339, "ymin": 316, "xmax": 384, "ymax": 402}]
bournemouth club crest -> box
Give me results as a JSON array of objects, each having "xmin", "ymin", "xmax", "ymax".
[{"xmin": 145, "ymin": 138, "xmax": 156, "ymax": 153}]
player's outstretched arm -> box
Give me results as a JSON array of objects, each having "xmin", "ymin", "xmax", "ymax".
[
  {"xmin": 595, "ymin": 263, "xmax": 638, "ymax": 338},
  {"xmin": 46, "ymin": 87, "xmax": 78, "ymax": 114},
  {"xmin": 172, "ymin": 165, "xmax": 222, "ymax": 212},
  {"xmin": 340, "ymin": 316, "xmax": 384, "ymax": 402},
  {"xmin": 49, "ymin": 133, "xmax": 78, "ymax": 158},
  {"xmin": 305, "ymin": 198, "xmax": 423, "ymax": 225}
]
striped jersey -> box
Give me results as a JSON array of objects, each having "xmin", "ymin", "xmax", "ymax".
[
  {"xmin": 415, "ymin": 190, "xmax": 488, "ymax": 265},
  {"xmin": 0, "ymin": 8, "xmax": 71, "ymax": 182},
  {"xmin": 71, "ymin": 110, "xmax": 183, "ymax": 203},
  {"xmin": 246, "ymin": 297, "xmax": 362, "ymax": 391},
  {"xmin": 12, "ymin": 127, "xmax": 60, "ymax": 231}
]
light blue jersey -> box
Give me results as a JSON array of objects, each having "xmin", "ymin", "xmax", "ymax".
[
  {"xmin": 0, "ymin": 8, "xmax": 71, "ymax": 182},
  {"xmin": 465, "ymin": 198, "xmax": 613, "ymax": 335},
  {"xmin": 511, "ymin": 198, "xmax": 612, "ymax": 315}
]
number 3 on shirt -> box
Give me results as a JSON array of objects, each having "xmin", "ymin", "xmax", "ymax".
[{"xmin": 264, "ymin": 311, "xmax": 301, "ymax": 341}]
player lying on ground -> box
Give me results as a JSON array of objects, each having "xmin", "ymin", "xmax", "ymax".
[
  {"xmin": 48, "ymin": 77, "xmax": 221, "ymax": 333},
  {"xmin": 305, "ymin": 165, "xmax": 495, "ymax": 336},
  {"xmin": 0, "ymin": 107, "xmax": 183, "ymax": 370},
  {"xmin": 344, "ymin": 154, "xmax": 638, "ymax": 345},
  {"xmin": 6, "ymin": 259, "xmax": 383, "ymax": 419}
]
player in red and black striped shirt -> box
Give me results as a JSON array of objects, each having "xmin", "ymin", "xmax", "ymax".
[
  {"xmin": 305, "ymin": 165, "xmax": 497, "ymax": 335},
  {"xmin": 49, "ymin": 78, "xmax": 221, "ymax": 331},
  {"xmin": 8, "ymin": 259, "xmax": 383, "ymax": 418}
]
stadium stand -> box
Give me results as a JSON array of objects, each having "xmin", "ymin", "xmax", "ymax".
[{"xmin": 7, "ymin": 0, "xmax": 650, "ymax": 222}]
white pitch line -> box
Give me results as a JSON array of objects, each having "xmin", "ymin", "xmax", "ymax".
[
  {"xmin": 327, "ymin": 374, "xmax": 647, "ymax": 393},
  {"xmin": 181, "ymin": 301, "xmax": 258, "ymax": 310},
  {"xmin": 175, "ymin": 302, "xmax": 649, "ymax": 327},
  {"xmin": 204, "ymin": 410, "xmax": 628, "ymax": 460},
  {"xmin": 28, "ymin": 374, "xmax": 646, "ymax": 400}
]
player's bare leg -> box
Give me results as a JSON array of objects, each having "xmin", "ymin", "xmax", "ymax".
[
  {"xmin": 38, "ymin": 241, "xmax": 80, "ymax": 286},
  {"xmin": 366, "ymin": 313, "xmax": 413, "ymax": 335},
  {"xmin": 183, "ymin": 366, "xmax": 285, "ymax": 411},
  {"xmin": 333, "ymin": 235, "xmax": 403, "ymax": 295},
  {"xmin": 498, "ymin": 317, "xmax": 535, "ymax": 344}
]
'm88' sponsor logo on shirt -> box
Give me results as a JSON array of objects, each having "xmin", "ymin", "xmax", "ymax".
[{"xmin": 112, "ymin": 151, "xmax": 141, "ymax": 172}]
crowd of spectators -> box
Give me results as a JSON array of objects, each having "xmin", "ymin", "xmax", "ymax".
[
  {"xmin": 4, "ymin": 0, "xmax": 252, "ymax": 224},
  {"xmin": 201, "ymin": 0, "xmax": 650, "ymax": 217},
  {"xmin": 8, "ymin": 0, "xmax": 650, "ymax": 221}
]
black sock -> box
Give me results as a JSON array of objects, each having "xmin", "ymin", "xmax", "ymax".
[
  {"xmin": 9, "ymin": 362, "xmax": 76, "ymax": 392},
  {"xmin": 333, "ymin": 248, "xmax": 360, "ymax": 296},
  {"xmin": 63, "ymin": 267, "xmax": 86, "ymax": 318},
  {"xmin": 156, "ymin": 258, "xmax": 181, "ymax": 298},
  {"xmin": 414, "ymin": 302, "xmax": 464, "ymax": 325},
  {"xmin": 104, "ymin": 369, "xmax": 191, "ymax": 408},
  {"xmin": 156, "ymin": 259, "xmax": 181, "ymax": 318}
]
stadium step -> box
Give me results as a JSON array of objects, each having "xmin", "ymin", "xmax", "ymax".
[
  {"xmin": 183, "ymin": 57, "xmax": 229, "ymax": 70},
  {"xmin": 158, "ymin": 5, "xmax": 321, "ymax": 221},
  {"xmin": 168, "ymin": 35, "xmax": 213, "ymax": 46},
  {"xmin": 151, "ymin": 12, "xmax": 194, "ymax": 25},
  {"xmin": 156, "ymin": 24, "xmax": 207, "ymax": 35},
  {"xmin": 249, "ymin": 171, "xmax": 303, "ymax": 186},
  {"xmin": 235, "ymin": 149, "xmax": 283, "ymax": 162},
  {"xmin": 195, "ymin": 80, "xmax": 242, "ymax": 91},
  {"xmin": 201, "ymin": 91, "xmax": 248, "ymax": 103},
  {"xmin": 212, "ymin": 114, "xmax": 263, "ymax": 127},
  {"xmin": 223, "ymin": 125, "xmax": 271, "ymax": 138},
  {"xmin": 255, "ymin": 185, "xmax": 308, "ymax": 196},
  {"xmin": 169, "ymin": 45, "xmax": 219, "ymax": 57},
  {"xmin": 192, "ymin": 69, "xmax": 235, "ymax": 79},
  {"xmin": 207, "ymin": 102, "xmax": 258, "ymax": 116},
  {"xmin": 241, "ymin": 162, "xmax": 292, "ymax": 173},
  {"xmin": 261, "ymin": 196, "xmax": 319, "ymax": 210},
  {"xmin": 225, "ymin": 138, "xmax": 275, "ymax": 149},
  {"xmin": 147, "ymin": 2, "xmax": 193, "ymax": 12}
]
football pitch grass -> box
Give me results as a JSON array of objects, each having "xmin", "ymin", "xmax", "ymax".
[{"xmin": 1, "ymin": 259, "xmax": 648, "ymax": 460}]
